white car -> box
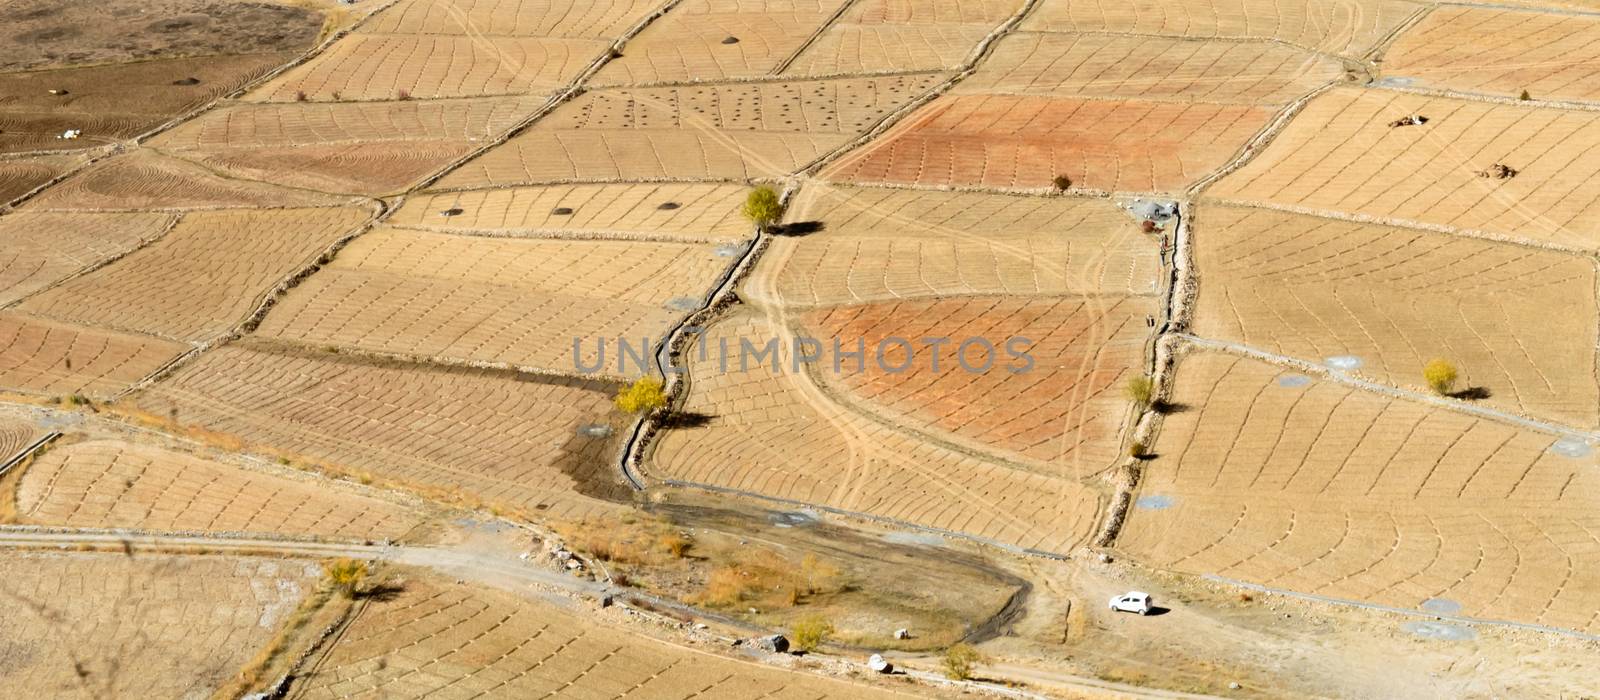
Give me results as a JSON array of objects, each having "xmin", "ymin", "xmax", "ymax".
[{"xmin": 1109, "ymin": 591, "xmax": 1153, "ymax": 615}]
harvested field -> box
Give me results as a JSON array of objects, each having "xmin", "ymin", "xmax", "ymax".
[
  {"xmin": 851, "ymin": 0, "xmax": 1023, "ymax": 24},
  {"xmin": 19, "ymin": 207, "xmax": 371, "ymax": 342},
  {"xmin": 0, "ymin": 54, "xmax": 299, "ymax": 154},
  {"xmin": 255, "ymin": 228, "xmax": 731, "ymax": 373},
  {"xmin": 135, "ymin": 343, "xmax": 628, "ymax": 518},
  {"xmin": 23, "ymin": 150, "xmax": 353, "ymax": 211},
  {"xmin": 1192, "ymin": 205, "xmax": 1599, "ymax": 427},
  {"xmin": 650, "ymin": 311, "xmax": 1102, "ymax": 554},
  {"xmin": 1021, "ymin": 0, "xmax": 1423, "ymax": 57},
  {"xmin": 363, "ymin": 0, "xmax": 667, "ymax": 38},
  {"xmin": 1118, "ymin": 352, "xmax": 1600, "ymax": 635},
  {"xmin": 395, "ymin": 183, "xmax": 754, "ymax": 242},
  {"xmin": 176, "ymin": 141, "xmax": 478, "ymax": 195},
  {"xmin": 14, "ymin": 439, "xmax": 423, "ymax": 539},
  {"xmin": 1206, "ymin": 89, "xmax": 1600, "ymax": 251},
  {"xmin": 0, "ymin": 211, "xmax": 176, "ymax": 306},
  {"xmin": 801, "ymin": 295, "xmax": 1152, "ymax": 466},
  {"xmin": 0, "ymin": 0, "xmax": 323, "ymax": 71},
  {"xmin": 760, "ymin": 185, "xmax": 1161, "ymax": 306},
  {"xmin": 590, "ymin": 1, "xmax": 845, "ymax": 85},
  {"xmin": 782, "ymin": 23, "xmax": 992, "ymax": 76},
  {"xmin": 247, "ymin": 35, "xmax": 607, "ymax": 101},
  {"xmin": 0, "ymin": 552, "xmax": 317, "ymax": 698},
  {"xmin": 0, "ymin": 418, "xmax": 40, "ymax": 463},
  {"xmin": 435, "ymin": 74, "xmax": 945, "ymax": 187},
  {"xmin": 1385, "ymin": 6, "xmax": 1600, "ymax": 103},
  {"xmin": 955, "ymin": 32, "xmax": 1345, "ymax": 104},
  {"xmin": 0, "ymin": 155, "xmax": 79, "ymax": 205},
  {"xmin": 286, "ymin": 575, "xmax": 917, "ymax": 699},
  {"xmin": 824, "ymin": 94, "xmax": 1274, "ymax": 192},
  {"xmin": 0, "ymin": 312, "xmax": 186, "ymax": 398}
]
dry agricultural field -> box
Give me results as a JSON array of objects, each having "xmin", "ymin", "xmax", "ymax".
[
  {"xmin": 391, "ymin": 182, "xmax": 756, "ymax": 242},
  {"xmin": 1385, "ymin": 6, "xmax": 1600, "ymax": 103}
]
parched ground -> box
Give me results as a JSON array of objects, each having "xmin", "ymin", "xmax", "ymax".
[
  {"xmin": 781, "ymin": 0, "xmax": 1017, "ymax": 76},
  {"xmin": 0, "ymin": 154, "xmax": 81, "ymax": 205},
  {"xmin": 362, "ymin": 0, "xmax": 669, "ymax": 39},
  {"xmin": 0, "ymin": 211, "xmax": 176, "ymax": 306},
  {"xmin": 1384, "ymin": 6, "xmax": 1600, "ymax": 103},
  {"xmin": 1118, "ymin": 352, "xmax": 1600, "ymax": 635},
  {"xmin": 0, "ymin": 0, "xmax": 323, "ymax": 71},
  {"xmin": 1206, "ymin": 88, "xmax": 1600, "ymax": 251},
  {"xmin": 433, "ymin": 74, "xmax": 946, "ymax": 187},
  {"xmin": 800, "ymin": 295, "xmax": 1152, "ymax": 467},
  {"xmin": 286, "ymin": 575, "xmax": 922, "ymax": 699},
  {"xmin": 14, "ymin": 439, "xmax": 424, "ymax": 540},
  {"xmin": 134, "ymin": 342, "xmax": 629, "ymax": 518},
  {"xmin": 0, "ymin": 312, "xmax": 187, "ymax": 399},
  {"xmin": 589, "ymin": 0, "xmax": 849, "ymax": 86},
  {"xmin": 1191, "ymin": 204, "xmax": 1600, "ymax": 428},
  {"xmin": 392, "ymin": 183, "xmax": 755, "ymax": 242},
  {"xmin": 1020, "ymin": 0, "xmax": 1424, "ymax": 57},
  {"xmin": 760, "ymin": 185, "xmax": 1162, "ymax": 306},
  {"xmin": 0, "ymin": 417, "xmax": 41, "ymax": 461},
  {"xmin": 17, "ymin": 207, "xmax": 371, "ymax": 343},
  {"xmin": 22, "ymin": 150, "xmax": 355, "ymax": 211},
  {"xmin": 650, "ymin": 311, "xmax": 1103, "ymax": 554},
  {"xmin": 822, "ymin": 94, "xmax": 1274, "ymax": 192},
  {"xmin": 0, "ymin": 552, "xmax": 318, "ymax": 699},
  {"xmin": 255, "ymin": 228, "xmax": 732, "ymax": 375}
]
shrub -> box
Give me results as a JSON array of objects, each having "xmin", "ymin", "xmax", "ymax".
[
  {"xmin": 1128, "ymin": 440, "xmax": 1146, "ymax": 458},
  {"xmin": 615, "ymin": 377, "xmax": 667, "ymax": 415},
  {"xmin": 1051, "ymin": 174, "xmax": 1072, "ymax": 190},
  {"xmin": 740, "ymin": 186, "xmax": 784, "ymax": 229},
  {"xmin": 789, "ymin": 614, "xmax": 833, "ymax": 653},
  {"xmin": 1125, "ymin": 375, "xmax": 1154, "ymax": 408},
  {"xmin": 396, "ymin": 89, "xmax": 412, "ymax": 100},
  {"xmin": 942, "ymin": 643, "xmax": 985, "ymax": 680},
  {"xmin": 323, "ymin": 559, "xmax": 369, "ymax": 598},
  {"xmin": 1519, "ymin": 89, "xmax": 1531, "ymax": 100},
  {"xmin": 295, "ymin": 90, "xmax": 307, "ymax": 102},
  {"xmin": 1423, "ymin": 358, "xmax": 1458, "ymax": 395}
]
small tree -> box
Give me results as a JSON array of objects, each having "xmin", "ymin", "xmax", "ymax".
[
  {"xmin": 942, "ymin": 643, "xmax": 985, "ymax": 680},
  {"xmin": 324, "ymin": 559, "xmax": 369, "ymax": 599},
  {"xmin": 1423, "ymin": 358, "xmax": 1458, "ymax": 395},
  {"xmin": 615, "ymin": 377, "xmax": 667, "ymax": 415},
  {"xmin": 1051, "ymin": 174, "xmax": 1072, "ymax": 191},
  {"xmin": 741, "ymin": 186, "xmax": 783, "ymax": 229},
  {"xmin": 1519, "ymin": 89, "xmax": 1532, "ymax": 101},
  {"xmin": 1125, "ymin": 375, "xmax": 1154, "ymax": 409},
  {"xmin": 789, "ymin": 614, "xmax": 833, "ymax": 653}
]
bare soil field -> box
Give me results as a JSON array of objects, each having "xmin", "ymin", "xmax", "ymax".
[
  {"xmin": 823, "ymin": 94, "xmax": 1273, "ymax": 192},
  {"xmin": 0, "ymin": 312, "xmax": 186, "ymax": 399},
  {"xmin": 1384, "ymin": 6, "xmax": 1600, "ymax": 103},
  {"xmin": 286, "ymin": 574, "xmax": 923, "ymax": 699},
  {"xmin": 364, "ymin": 0, "xmax": 668, "ymax": 38},
  {"xmin": 1118, "ymin": 352, "xmax": 1600, "ymax": 635},
  {"xmin": 134, "ymin": 342, "xmax": 628, "ymax": 519},
  {"xmin": 0, "ymin": 552, "xmax": 317, "ymax": 698},
  {"xmin": 956, "ymin": 32, "xmax": 1345, "ymax": 104},
  {"xmin": 801, "ymin": 295, "xmax": 1152, "ymax": 467},
  {"xmin": 0, "ymin": 54, "xmax": 297, "ymax": 154},
  {"xmin": 1192, "ymin": 204, "xmax": 1600, "ymax": 428},
  {"xmin": 851, "ymin": 0, "xmax": 1023, "ymax": 24},
  {"xmin": 18, "ymin": 207, "xmax": 371, "ymax": 343},
  {"xmin": 1206, "ymin": 88, "xmax": 1600, "ymax": 251},
  {"xmin": 434, "ymin": 74, "xmax": 945, "ymax": 187},
  {"xmin": 247, "ymin": 34, "xmax": 608, "ymax": 102},
  {"xmin": 589, "ymin": 0, "xmax": 846, "ymax": 86},
  {"xmin": 0, "ymin": 417, "xmax": 40, "ymax": 462},
  {"xmin": 759, "ymin": 185, "xmax": 1160, "ymax": 307},
  {"xmin": 650, "ymin": 310, "xmax": 1103, "ymax": 554},
  {"xmin": 254, "ymin": 228, "xmax": 731, "ymax": 374},
  {"xmin": 394, "ymin": 183, "xmax": 755, "ymax": 242},
  {"xmin": 0, "ymin": 211, "xmax": 176, "ymax": 306},
  {"xmin": 782, "ymin": 23, "xmax": 992, "ymax": 76},
  {"xmin": 0, "ymin": 155, "xmax": 81, "ymax": 205},
  {"xmin": 1020, "ymin": 0, "xmax": 1423, "ymax": 57},
  {"xmin": 13, "ymin": 439, "xmax": 424, "ymax": 540},
  {"xmin": 0, "ymin": 0, "xmax": 322, "ymax": 72},
  {"xmin": 23, "ymin": 150, "xmax": 354, "ymax": 211}
]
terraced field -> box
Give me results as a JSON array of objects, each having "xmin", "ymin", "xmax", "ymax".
[
  {"xmin": 256, "ymin": 228, "xmax": 731, "ymax": 374},
  {"xmin": 14, "ymin": 439, "xmax": 424, "ymax": 539},
  {"xmin": 0, "ymin": 418, "xmax": 40, "ymax": 462},
  {"xmin": 1191, "ymin": 204, "xmax": 1599, "ymax": 427},
  {"xmin": 783, "ymin": 18, "xmax": 992, "ymax": 76},
  {"xmin": 23, "ymin": 150, "xmax": 354, "ymax": 211},
  {"xmin": 1385, "ymin": 7, "xmax": 1600, "ymax": 103},
  {"xmin": 0, "ymin": 552, "xmax": 318, "ymax": 699},
  {"xmin": 1118, "ymin": 352, "xmax": 1600, "ymax": 634},
  {"xmin": 287, "ymin": 576, "xmax": 918, "ymax": 699},
  {"xmin": 392, "ymin": 183, "xmax": 754, "ymax": 242},
  {"xmin": 1021, "ymin": 0, "xmax": 1424, "ymax": 57},
  {"xmin": 0, "ymin": 211, "xmax": 175, "ymax": 306},
  {"xmin": 0, "ymin": 312, "xmax": 186, "ymax": 398},
  {"xmin": 134, "ymin": 343, "xmax": 627, "ymax": 518},
  {"xmin": 363, "ymin": 0, "xmax": 668, "ymax": 38},
  {"xmin": 590, "ymin": 0, "xmax": 846, "ymax": 85},
  {"xmin": 0, "ymin": 155, "xmax": 79, "ymax": 205}
]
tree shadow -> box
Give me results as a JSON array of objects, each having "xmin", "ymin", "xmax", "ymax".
[
  {"xmin": 1449, "ymin": 386, "xmax": 1492, "ymax": 400},
  {"xmin": 773, "ymin": 221, "xmax": 825, "ymax": 236},
  {"xmin": 658, "ymin": 411, "xmax": 714, "ymax": 428},
  {"xmin": 1152, "ymin": 401, "xmax": 1190, "ymax": 415},
  {"xmin": 359, "ymin": 583, "xmax": 407, "ymax": 602},
  {"xmin": 1132, "ymin": 452, "xmax": 1160, "ymax": 461}
]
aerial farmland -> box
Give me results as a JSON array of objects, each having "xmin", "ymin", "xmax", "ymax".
[{"xmin": 1, "ymin": 0, "xmax": 1597, "ymax": 697}]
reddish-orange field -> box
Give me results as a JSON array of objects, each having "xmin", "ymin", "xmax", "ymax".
[{"xmin": 823, "ymin": 94, "xmax": 1272, "ymax": 192}]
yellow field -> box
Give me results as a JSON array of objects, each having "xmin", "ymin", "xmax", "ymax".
[
  {"xmin": 1207, "ymin": 88, "xmax": 1600, "ymax": 251},
  {"xmin": 783, "ymin": 22, "xmax": 991, "ymax": 76},
  {"xmin": 1119, "ymin": 352, "xmax": 1600, "ymax": 634},
  {"xmin": 0, "ymin": 312, "xmax": 186, "ymax": 398},
  {"xmin": 1385, "ymin": 7, "xmax": 1600, "ymax": 103},
  {"xmin": 18, "ymin": 207, "xmax": 370, "ymax": 343},
  {"xmin": 255, "ymin": 227, "xmax": 729, "ymax": 374},
  {"xmin": 1192, "ymin": 204, "xmax": 1599, "ymax": 427},
  {"xmin": 15, "ymin": 439, "xmax": 424, "ymax": 539},
  {"xmin": 363, "ymin": 0, "xmax": 668, "ymax": 38},
  {"xmin": 1021, "ymin": 0, "xmax": 1424, "ymax": 57},
  {"xmin": 0, "ymin": 417, "xmax": 40, "ymax": 461},
  {"xmin": 0, "ymin": 211, "xmax": 175, "ymax": 306},
  {"xmin": 590, "ymin": 0, "xmax": 846, "ymax": 85},
  {"xmin": 393, "ymin": 183, "xmax": 754, "ymax": 242},
  {"xmin": 23, "ymin": 150, "xmax": 354, "ymax": 211},
  {"xmin": 0, "ymin": 552, "xmax": 318, "ymax": 698}
]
